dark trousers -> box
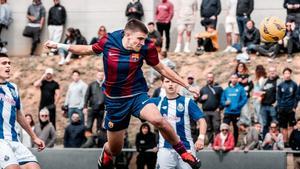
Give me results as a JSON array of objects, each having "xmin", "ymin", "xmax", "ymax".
[
  {"xmin": 256, "ymin": 43, "xmax": 280, "ymax": 57},
  {"xmin": 136, "ymin": 153, "xmax": 157, "ymax": 169},
  {"xmin": 204, "ymin": 111, "xmax": 221, "ymax": 143},
  {"xmin": 237, "ymin": 16, "xmax": 249, "ymax": 36},
  {"xmin": 156, "ymin": 22, "xmax": 171, "ymax": 51},
  {"xmin": 223, "ymin": 114, "xmax": 240, "ymax": 146},
  {"xmin": 197, "ymin": 38, "xmax": 216, "ymax": 52},
  {"xmin": 86, "ymin": 108, "xmax": 104, "ymax": 132},
  {"xmin": 287, "ymin": 37, "xmax": 300, "ymax": 56}
]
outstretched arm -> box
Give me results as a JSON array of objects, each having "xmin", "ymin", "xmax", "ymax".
[{"xmin": 44, "ymin": 41, "xmax": 95, "ymax": 56}]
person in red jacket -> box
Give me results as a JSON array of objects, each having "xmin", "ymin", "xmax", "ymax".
[{"xmin": 213, "ymin": 123, "xmax": 235, "ymax": 152}]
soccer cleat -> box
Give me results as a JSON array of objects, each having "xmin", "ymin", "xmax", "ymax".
[
  {"xmin": 98, "ymin": 150, "xmax": 113, "ymax": 169},
  {"xmin": 181, "ymin": 152, "xmax": 202, "ymax": 169}
]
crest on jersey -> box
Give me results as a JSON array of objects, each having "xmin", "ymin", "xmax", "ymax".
[
  {"xmin": 131, "ymin": 53, "xmax": 140, "ymax": 61},
  {"xmin": 4, "ymin": 155, "xmax": 9, "ymax": 161},
  {"xmin": 177, "ymin": 103, "xmax": 184, "ymax": 112},
  {"xmin": 108, "ymin": 121, "xmax": 114, "ymax": 129}
]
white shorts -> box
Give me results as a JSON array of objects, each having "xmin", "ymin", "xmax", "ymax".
[
  {"xmin": 0, "ymin": 139, "xmax": 37, "ymax": 169},
  {"xmin": 177, "ymin": 23, "xmax": 195, "ymax": 32},
  {"xmin": 156, "ymin": 148, "xmax": 195, "ymax": 169},
  {"xmin": 225, "ymin": 17, "xmax": 239, "ymax": 34}
]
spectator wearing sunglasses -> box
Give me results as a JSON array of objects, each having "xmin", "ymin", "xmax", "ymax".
[
  {"xmin": 33, "ymin": 108, "xmax": 56, "ymax": 148},
  {"xmin": 90, "ymin": 25, "xmax": 107, "ymax": 45},
  {"xmin": 261, "ymin": 121, "xmax": 284, "ymax": 150},
  {"xmin": 213, "ymin": 123, "xmax": 235, "ymax": 152}
]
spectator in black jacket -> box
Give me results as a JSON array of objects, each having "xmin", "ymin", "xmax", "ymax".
[
  {"xmin": 289, "ymin": 118, "xmax": 300, "ymax": 169},
  {"xmin": 83, "ymin": 70, "xmax": 105, "ymax": 147},
  {"xmin": 241, "ymin": 20, "xmax": 260, "ymax": 53},
  {"xmin": 277, "ymin": 67, "xmax": 298, "ymax": 145},
  {"xmin": 260, "ymin": 67, "xmax": 281, "ymax": 137},
  {"xmin": 64, "ymin": 112, "xmax": 86, "ymax": 148},
  {"xmin": 286, "ymin": 18, "xmax": 300, "ymax": 62},
  {"xmin": 236, "ymin": 0, "xmax": 254, "ymax": 35},
  {"xmin": 125, "ymin": 0, "xmax": 144, "ymax": 21},
  {"xmin": 135, "ymin": 123, "xmax": 157, "ymax": 169},
  {"xmin": 47, "ymin": 0, "xmax": 66, "ymax": 56},
  {"xmin": 147, "ymin": 22, "xmax": 162, "ymax": 52},
  {"xmin": 197, "ymin": 72, "xmax": 223, "ymax": 144},
  {"xmin": 200, "ymin": 0, "xmax": 221, "ymax": 29},
  {"xmin": 284, "ymin": 0, "xmax": 300, "ymax": 26},
  {"xmin": 58, "ymin": 27, "xmax": 76, "ymax": 65}
]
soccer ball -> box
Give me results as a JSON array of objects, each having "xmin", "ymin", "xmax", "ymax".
[{"xmin": 259, "ymin": 16, "xmax": 286, "ymax": 42}]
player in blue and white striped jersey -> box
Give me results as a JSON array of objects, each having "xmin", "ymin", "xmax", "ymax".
[
  {"xmin": 152, "ymin": 76, "xmax": 207, "ymax": 169},
  {"xmin": 0, "ymin": 53, "xmax": 45, "ymax": 169}
]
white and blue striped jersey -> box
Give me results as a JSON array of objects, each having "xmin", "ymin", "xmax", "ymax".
[
  {"xmin": 152, "ymin": 95, "xmax": 204, "ymax": 150},
  {"xmin": 0, "ymin": 82, "xmax": 21, "ymax": 142}
]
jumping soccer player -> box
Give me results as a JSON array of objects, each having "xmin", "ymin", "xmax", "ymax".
[
  {"xmin": 153, "ymin": 76, "xmax": 207, "ymax": 169},
  {"xmin": 45, "ymin": 19, "xmax": 201, "ymax": 169},
  {"xmin": 0, "ymin": 53, "xmax": 45, "ymax": 169}
]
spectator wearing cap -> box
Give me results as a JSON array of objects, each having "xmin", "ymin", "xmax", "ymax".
[
  {"xmin": 277, "ymin": 67, "xmax": 298, "ymax": 145},
  {"xmin": 289, "ymin": 118, "xmax": 300, "ymax": 169},
  {"xmin": 239, "ymin": 122, "xmax": 262, "ymax": 152},
  {"xmin": 213, "ymin": 123, "xmax": 235, "ymax": 152},
  {"xmin": 200, "ymin": 0, "xmax": 221, "ymax": 29},
  {"xmin": 125, "ymin": 0, "xmax": 144, "ymax": 21},
  {"xmin": 64, "ymin": 112, "xmax": 86, "ymax": 148},
  {"xmin": 284, "ymin": 0, "xmax": 300, "ymax": 26},
  {"xmin": 221, "ymin": 73, "xmax": 247, "ymax": 145},
  {"xmin": 34, "ymin": 68, "xmax": 60, "ymax": 128},
  {"xmin": 261, "ymin": 121, "xmax": 284, "ymax": 150},
  {"xmin": 236, "ymin": 0, "xmax": 254, "ymax": 36},
  {"xmin": 64, "ymin": 70, "xmax": 88, "ymax": 124},
  {"xmin": 197, "ymin": 72, "xmax": 223, "ymax": 144},
  {"xmin": 179, "ymin": 72, "xmax": 200, "ymax": 100}
]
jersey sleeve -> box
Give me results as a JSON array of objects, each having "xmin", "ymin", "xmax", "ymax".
[
  {"xmin": 145, "ymin": 42, "xmax": 159, "ymax": 66},
  {"xmin": 92, "ymin": 35, "xmax": 108, "ymax": 54},
  {"xmin": 188, "ymin": 100, "xmax": 205, "ymax": 121}
]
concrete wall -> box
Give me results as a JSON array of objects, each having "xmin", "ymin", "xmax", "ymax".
[
  {"xmin": 1, "ymin": 0, "xmax": 286, "ymax": 56},
  {"xmin": 31, "ymin": 149, "xmax": 287, "ymax": 169}
]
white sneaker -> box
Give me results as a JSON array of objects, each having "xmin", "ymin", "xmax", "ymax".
[
  {"xmin": 223, "ymin": 46, "xmax": 231, "ymax": 53},
  {"xmin": 183, "ymin": 44, "xmax": 191, "ymax": 53},
  {"xmin": 174, "ymin": 44, "xmax": 181, "ymax": 53}
]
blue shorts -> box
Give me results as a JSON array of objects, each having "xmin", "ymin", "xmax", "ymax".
[{"xmin": 104, "ymin": 93, "xmax": 151, "ymax": 131}]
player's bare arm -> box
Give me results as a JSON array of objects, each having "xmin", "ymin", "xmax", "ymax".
[
  {"xmin": 17, "ymin": 110, "xmax": 45, "ymax": 151},
  {"xmin": 44, "ymin": 40, "xmax": 95, "ymax": 55},
  {"xmin": 195, "ymin": 118, "xmax": 207, "ymax": 151}
]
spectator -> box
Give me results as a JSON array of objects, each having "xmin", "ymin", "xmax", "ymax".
[
  {"xmin": 148, "ymin": 51, "xmax": 175, "ymax": 85},
  {"xmin": 155, "ymin": 0, "xmax": 174, "ymax": 51},
  {"xmin": 284, "ymin": 0, "xmax": 300, "ymax": 26},
  {"xmin": 195, "ymin": 24, "xmax": 219, "ymax": 55},
  {"xmin": 277, "ymin": 67, "xmax": 298, "ymax": 145},
  {"xmin": 64, "ymin": 70, "xmax": 88, "ymax": 123},
  {"xmin": 83, "ymin": 70, "xmax": 105, "ymax": 147},
  {"xmin": 241, "ymin": 20, "xmax": 260, "ymax": 53},
  {"xmin": 75, "ymin": 28, "xmax": 87, "ymax": 46},
  {"xmin": 152, "ymin": 81, "xmax": 166, "ymax": 98},
  {"xmin": 235, "ymin": 62, "xmax": 253, "ymax": 125},
  {"xmin": 213, "ymin": 123, "xmax": 235, "ymax": 152},
  {"xmin": 174, "ymin": 0, "xmax": 198, "ymax": 53},
  {"xmin": 262, "ymin": 121, "xmax": 284, "ymax": 150},
  {"xmin": 286, "ymin": 18, "xmax": 300, "ymax": 62},
  {"xmin": 33, "ymin": 68, "xmax": 60, "ymax": 128},
  {"xmin": 221, "ymin": 73, "xmax": 247, "ymax": 145},
  {"xmin": 125, "ymin": 0, "xmax": 144, "ymax": 21},
  {"xmin": 252, "ymin": 65, "xmax": 267, "ymax": 125},
  {"xmin": 23, "ymin": 0, "xmax": 46, "ymax": 57},
  {"xmin": 90, "ymin": 25, "xmax": 107, "ymax": 45},
  {"xmin": 200, "ymin": 0, "xmax": 221, "ymax": 29},
  {"xmin": 21, "ymin": 114, "xmax": 35, "ymax": 148},
  {"xmin": 47, "ymin": 0, "xmax": 66, "ymax": 56},
  {"xmin": 255, "ymin": 42, "xmax": 280, "ymax": 62},
  {"xmin": 135, "ymin": 123, "xmax": 157, "ymax": 169},
  {"xmin": 239, "ymin": 122, "xmax": 261, "ymax": 152},
  {"xmin": 236, "ymin": 0, "xmax": 254, "ymax": 36},
  {"xmin": 179, "ymin": 72, "xmax": 200, "ymax": 99},
  {"xmin": 0, "ymin": 0, "xmax": 12, "ymax": 39},
  {"xmin": 64, "ymin": 112, "xmax": 86, "ymax": 148},
  {"xmin": 33, "ymin": 108, "xmax": 56, "ymax": 148},
  {"xmin": 58, "ymin": 27, "xmax": 76, "ymax": 65},
  {"xmin": 147, "ymin": 22, "xmax": 162, "ymax": 52},
  {"xmin": 260, "ymin": 67, "xmax": 281, "ymax": 137},
  {"xmin": 223, "ymin": 0, "xmax": 239, "ymax": 53},
  {"xmin": 198, "ymin": 72, "xmax": 223, "ymax": 144},
  {"xmin": 289, "ymin": 118, "xmax": 300, "ymax": 169}
]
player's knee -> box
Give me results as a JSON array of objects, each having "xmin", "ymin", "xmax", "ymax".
[{"xmin": 150, "ymin": 116, "xmax": 166, "ymax": 128}]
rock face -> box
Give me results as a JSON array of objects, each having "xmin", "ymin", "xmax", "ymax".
[{"xmin": 11, "ymin": 53, "xmax": 300, "ymax": 144}]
